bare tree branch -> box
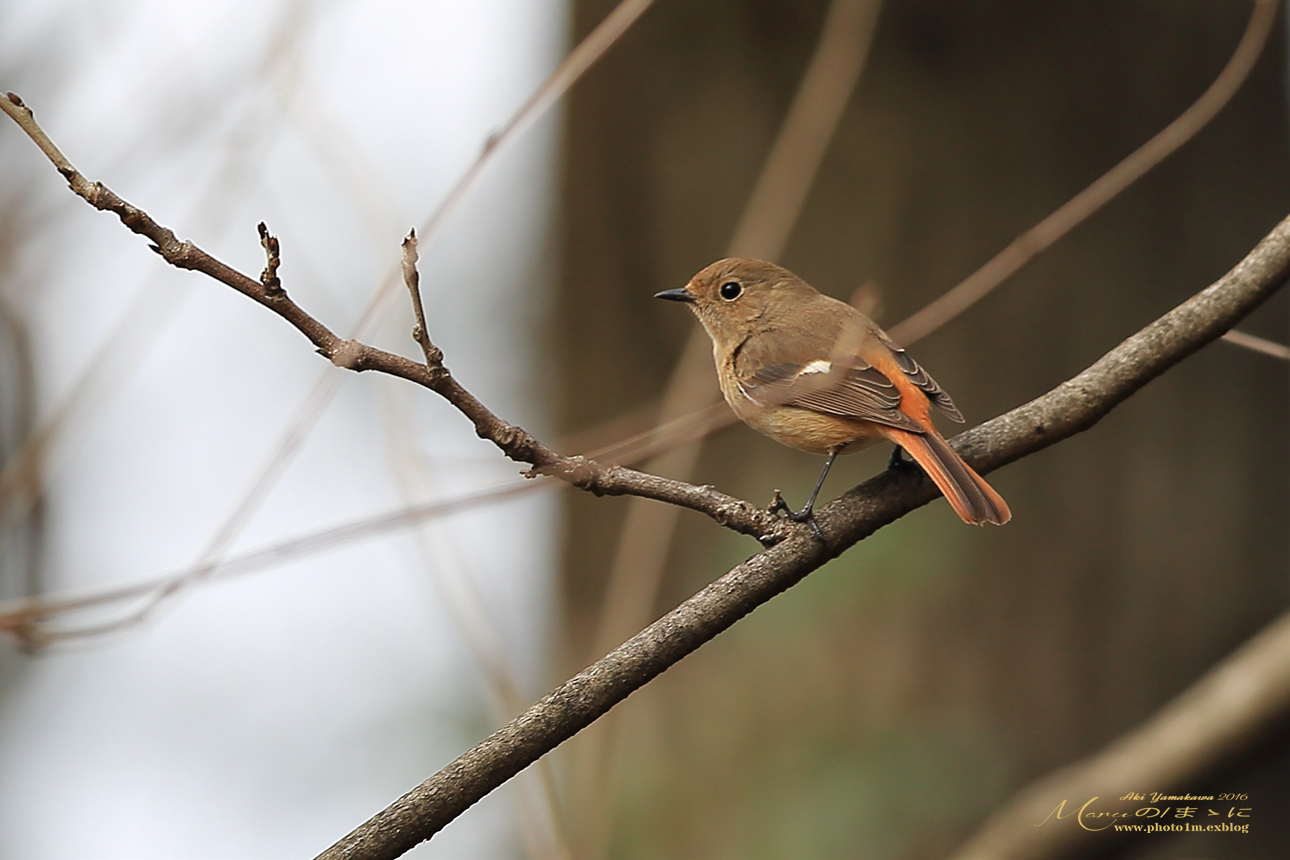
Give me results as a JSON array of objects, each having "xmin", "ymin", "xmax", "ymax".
[
  {"xmin": 398, "ymin": 229, "xmax": 439, "ymax": 368},
  {"xmin": 887, "ymin": 0, "xmax": 1279, "ymax": 345},
  {"xmin": 0, "ymin": 400, "xmax": 734, "ymax": 637},
  {"xmin": 348, "ymin": 0, "xmax": 658, "ymax": 339},
  {"xmin": 0, "ymin": 92, "xmax": 788, "ymax": 554},
  {"xmin": 1222, "ymin": 327, "xmax": 1290, "ymax": 360},
  {"xmin": 949, "ymin": 607, "xmax": 1290, "ymax": 860},
  {"xmin": 0, "ymin": 479, "xmax": 544, "ymax": 635},
  {"xmin": 314, "ymin": 216, "xmax": 1290, "ymax": 860},
  {"xmin": 8, "ymin": 0, "xmax": 661, "ymax": 642}
]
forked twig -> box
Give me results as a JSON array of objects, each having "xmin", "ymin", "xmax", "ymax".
[
  {"xmin": 0, "ymin": 92, "xmax": 789, "ymax": 544},
  {"xmin": 399, "ymin": 229, "xmax": 442, "ymax": 368},
  {"xmin": 0, "ymin": 0, "xmax": 662, "ymax": 642}
]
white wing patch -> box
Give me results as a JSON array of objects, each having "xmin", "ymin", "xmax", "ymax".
[{"xmin": 737, "ymin": 358, "xmax": 835, "ymax": 409}]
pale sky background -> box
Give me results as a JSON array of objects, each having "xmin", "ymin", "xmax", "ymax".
[{"xmin": 0, "ymin": 1, "xmax": 566, "ymax": 857}]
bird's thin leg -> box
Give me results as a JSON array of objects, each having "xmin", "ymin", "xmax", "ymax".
[
  {"xmin": 793, "ymin": 449, "xmax": 838, "ymax": 522},
  {"xmin": 888, "ymin": 444, "xmax": 911, "ymax": 470},
  {"xmin": 767, "ymin": 450, "xmax": 839, "ymax": 541}
]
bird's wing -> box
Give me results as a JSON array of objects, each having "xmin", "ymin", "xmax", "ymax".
[
  {"xmin": 875, "ymin": 330, "xmax": 965, "ymax": 423},
  {"xmin": 733, "ymin": 335, "xmax": 925, "ymax": 433}
]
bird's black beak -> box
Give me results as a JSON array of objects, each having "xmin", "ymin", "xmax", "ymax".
[{"xmin": 654, "ymin": 287, "xmax": 695, "ymax": 303}]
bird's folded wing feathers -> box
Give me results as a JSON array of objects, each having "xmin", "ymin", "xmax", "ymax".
[
  {"xmin": 876, "ymin": 331, "xmax": 964, "ymax": 423},
  {"xmin": 735, "ymin": 348, "xmax": 925, "ymax": 433},
  {"xmin": 733, "ymin": 327, "xmax": 966, "ymax": 431}
]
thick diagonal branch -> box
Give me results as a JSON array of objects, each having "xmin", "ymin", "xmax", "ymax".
[{"xmin": 317, "ymin": 218, "xmax": 1290, "ymax": 860}]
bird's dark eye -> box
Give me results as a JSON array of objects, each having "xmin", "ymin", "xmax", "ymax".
[{"xmin": 719, "ymin": 280, "xmax": 742, "ymax": 301}]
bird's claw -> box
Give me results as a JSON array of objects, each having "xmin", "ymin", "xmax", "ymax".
[
  {"xmin": 887, "ymin": 445, "xmax": 913, "ymax": 471},
  {"xmin": 767, "ymin": 489, "xmax": 825, "ymax": 542}
]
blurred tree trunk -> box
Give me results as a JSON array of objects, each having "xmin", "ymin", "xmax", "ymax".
[{"xmin": 556, "ymin": 2, "xmax": 1290, "ymax": 858}]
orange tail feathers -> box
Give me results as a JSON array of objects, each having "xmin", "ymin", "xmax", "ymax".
[{"xmin": 882, "ymin": 427, "xmax": 1011, "ymax": 526}]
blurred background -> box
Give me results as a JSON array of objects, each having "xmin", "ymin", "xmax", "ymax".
[
  {"xmin": 2, "ymin": 1, "xmax": 1289, "ymax": 859},
  {"xmin": 0, "ymin": 1, "xmax": 564, "ymax": 857}
]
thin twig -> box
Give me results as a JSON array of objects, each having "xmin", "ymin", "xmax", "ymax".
[
  {"xmin": 169, "ymin": 0, "xmax": 658, "ymax": 644},
  {"xmin": 1221, "ymin": 327, "xmax": 1290, "ymax": 360},
  {"xmin": 0, "ymin": 289, "xmax": 40, "ymax": 605},
  {"xmin": 317, "ymin": 213, "xmax": 1290, "ymax": 860},
  {"xmin": 949, "ymin": 607, "xmax": 1290, "ymax": 860},
  {"xmin": 0, "ymin": 480, "xmax": 545, "ymax": 635},
  {"xmin": 349, "ymin": 0, "xmax": 657, "ymax": 341},
  {"xmin": 887, "ymin": 0, "xmax": 1279, "ymax": 345},
  {"xmin": 4, "ymin": 0, "xmax": 659, "ymax": 641},
  {"xmin": 257, "ymin": 221, "xmax": 283, "ymax": 294},
  {"xmin": 399, "ymin": 228, "xmax": 443, "ymax": 368},
  {"xmin": 0, "ymin": 401, "xmax": 739, "ymax": 640},
  {"xmin": 0, "ymin": 11, "xmax": 310, "ymax": 560},
  {"xmin": 0, "ymin": 87, "xmax": 790, "ymax": 539},
  {"xmin": 728, "ymin": 0, "xmax": 883, "ymax": 261}
]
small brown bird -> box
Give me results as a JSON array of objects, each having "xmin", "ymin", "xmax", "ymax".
[{"xmin": 656, "ymin": 258, "xmax": 1010, "ymax": 527}]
